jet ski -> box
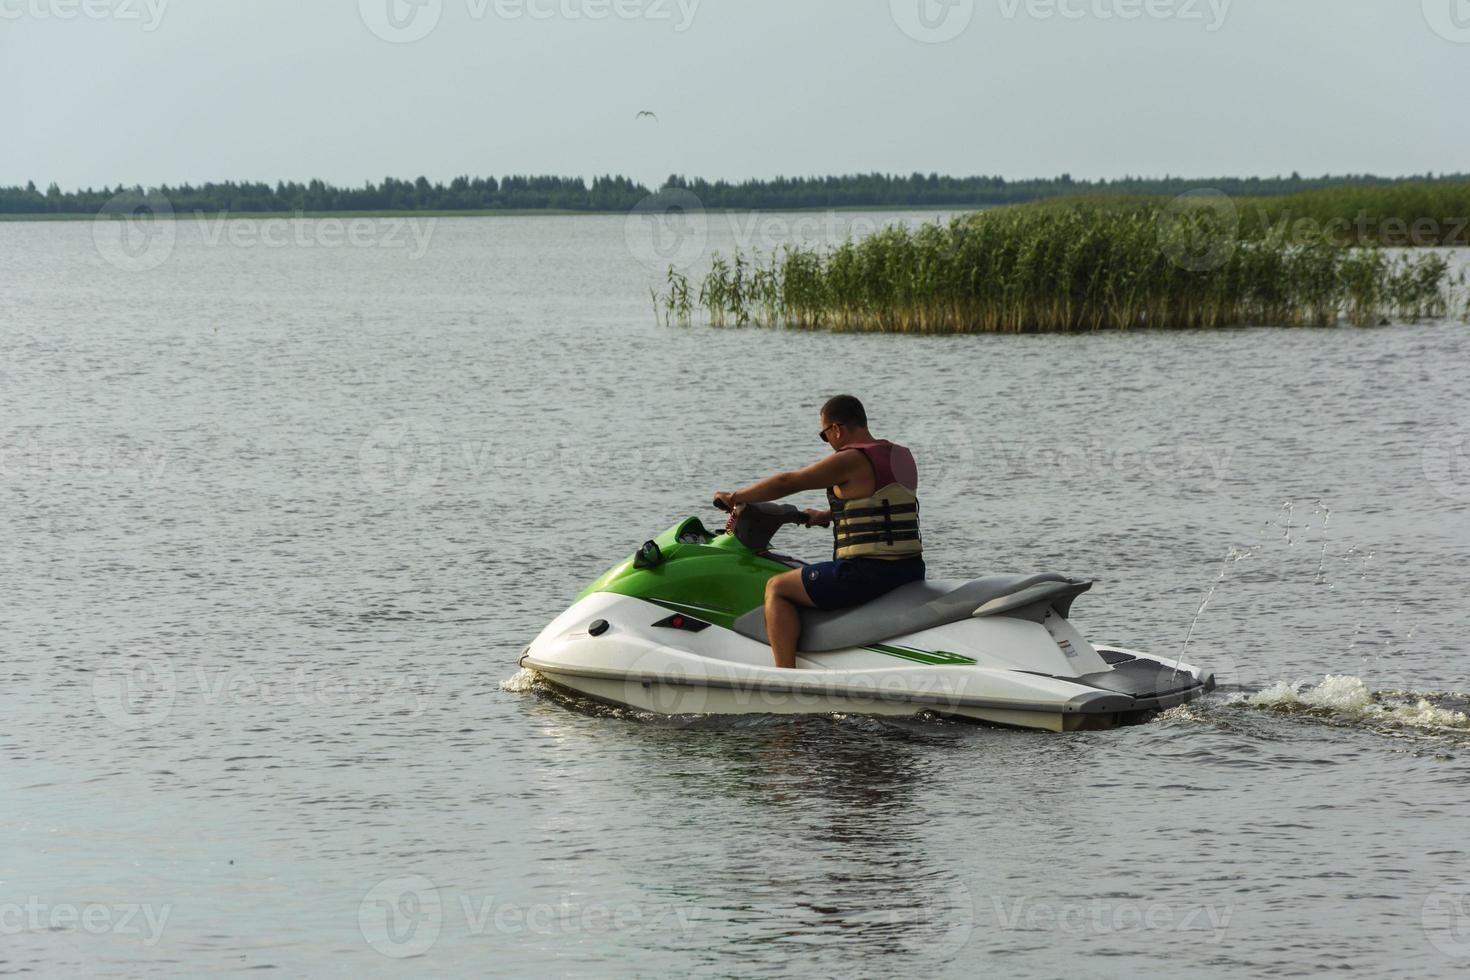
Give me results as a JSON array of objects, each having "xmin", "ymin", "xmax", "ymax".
[{"xmin": 519, "ymin": 502, "xmax": 1215, "ymax": 732}]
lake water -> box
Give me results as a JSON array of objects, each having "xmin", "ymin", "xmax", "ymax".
[{"xmin": 3, "ymin": 211, "xmax": 1470, "ymax": 977}]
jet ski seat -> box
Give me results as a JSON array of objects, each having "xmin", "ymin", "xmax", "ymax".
[{"xmin": 731, "ymin": 573, "xmax": 1092, "ymax": 653}]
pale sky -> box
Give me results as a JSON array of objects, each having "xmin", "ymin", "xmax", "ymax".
[{"xmin": 2, "ymin": 0, "xmax": 1465, "ymax": 190}]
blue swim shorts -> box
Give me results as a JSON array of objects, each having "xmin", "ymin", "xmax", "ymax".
[{"xmin": 800, "ymin": 557, "xmax": 926, "ymax": 612}]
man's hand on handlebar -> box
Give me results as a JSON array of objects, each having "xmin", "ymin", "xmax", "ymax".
[
  {"xmin": 712, "ymin": 491, "xmax": 740, "ymax": 513},
  {"xmin": 802, "ymin": 509, "xmax": 832, "ymax": 528}
]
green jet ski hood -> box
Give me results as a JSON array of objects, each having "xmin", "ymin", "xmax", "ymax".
[{"xmin": 578, "ymin": 516, "xmax": 793, "ymax": 629}]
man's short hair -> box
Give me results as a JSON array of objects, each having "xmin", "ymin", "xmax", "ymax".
[{"xmin": 821, "ymin": 395, "xmax": 867, "ymax": 427}]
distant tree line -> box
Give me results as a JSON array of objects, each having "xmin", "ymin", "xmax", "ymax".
[
  {"xmin": 3, "ymin": 171, "xmax": 1466, "ymax": 215},
  {"xmin": 0, "ymin": 175, "xmax": 649, "ymax": 215}
]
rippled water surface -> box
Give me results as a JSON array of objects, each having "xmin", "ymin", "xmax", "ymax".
[{"xmin": 3, "ymin": 213, "xmax": 1469, "ymax": 977}]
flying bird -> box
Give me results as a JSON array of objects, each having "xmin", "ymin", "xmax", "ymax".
[{"xmin": 635, "ymin": 110, "xmax": 659, "ymax": 122}]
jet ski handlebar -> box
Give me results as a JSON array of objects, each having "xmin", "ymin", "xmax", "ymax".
[{"xmin": 712, "ymin": 499, "xmax": 811, "ymax": 553}]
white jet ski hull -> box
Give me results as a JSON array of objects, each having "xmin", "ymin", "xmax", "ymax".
[{"xmin": 521, "ymin": 592, "xmax": 1213, "ymax": 733}]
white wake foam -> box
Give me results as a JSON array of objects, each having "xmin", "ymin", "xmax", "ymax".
[
  {"xmin": 1241, "ymin": 674, "xmax": 1470, "ymax": 731},
  {"xmin": 498, "ymin": 667, "xmax": 544, "ymax": 694}
]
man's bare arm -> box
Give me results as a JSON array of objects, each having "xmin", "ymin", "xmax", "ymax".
[{"xmin": 725, "ymin": 452, "xmax": 863, "ymax": 507}]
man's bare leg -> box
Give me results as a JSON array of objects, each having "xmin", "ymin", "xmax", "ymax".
[{"xmin": 764, "ymin": 569, "xmax": 816, "ymax": 669}]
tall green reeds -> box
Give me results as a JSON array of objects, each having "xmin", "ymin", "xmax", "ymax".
[{"xmin": 660, "ymin": 198, "xmax": 1459, "ymax": 333}]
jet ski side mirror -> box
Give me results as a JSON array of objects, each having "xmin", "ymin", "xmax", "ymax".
[{"xmin": 633, "ymin": 540, "xmax": 664, "ymax": 570}]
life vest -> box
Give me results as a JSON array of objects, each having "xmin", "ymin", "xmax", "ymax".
[{"xmin": 826, "ymin": 440, "xmax": 922, "ymax": 560}]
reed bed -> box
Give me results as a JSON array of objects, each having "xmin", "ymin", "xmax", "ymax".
[{"xmin": 658, "ymin": 199, "xmax": 1459, "ymax": 333}]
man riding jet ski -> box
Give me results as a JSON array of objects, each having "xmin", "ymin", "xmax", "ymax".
[
  {"xmin": 713, "ymin": 395, "xmax": 925, "ymax": 669},
  {"xmin": 519, "ymin": 397, "xmax": 1215, "ymax": 731}
]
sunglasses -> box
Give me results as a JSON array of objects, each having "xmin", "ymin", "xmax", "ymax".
[{"xmin": 819, "ymin": 422, "xmax": 841, "ymax": 444}]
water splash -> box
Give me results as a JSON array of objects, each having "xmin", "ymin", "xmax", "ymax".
[
  {"xmin": 1240, "ymin": 675, "xmax": 1470, "ymax": 732},
  {"xmin": 1312, "ymin": 502, "xmax": 1332, "ymax": 585},
  {"xmin": 1250, "ymin": 503, "xmax": 1420, "ymax": 665},
  {"xmin": 1268, "ymin": 500, "xmax": 1299, "ymax": 546},
  {"xmin": 1338, "ymin": 544, "xmax": 1380, "ymax": 665},
  {"xmin": 499, "ymin": 667, "xmax": 544, "ymax": 694},
  {"xmin": 1177, "ymin": 544, "xmax": 1258, "ymax": 671},
  {"xmin": 500, "ymin": 667, "xmax": 673, "ymax": 723}
]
